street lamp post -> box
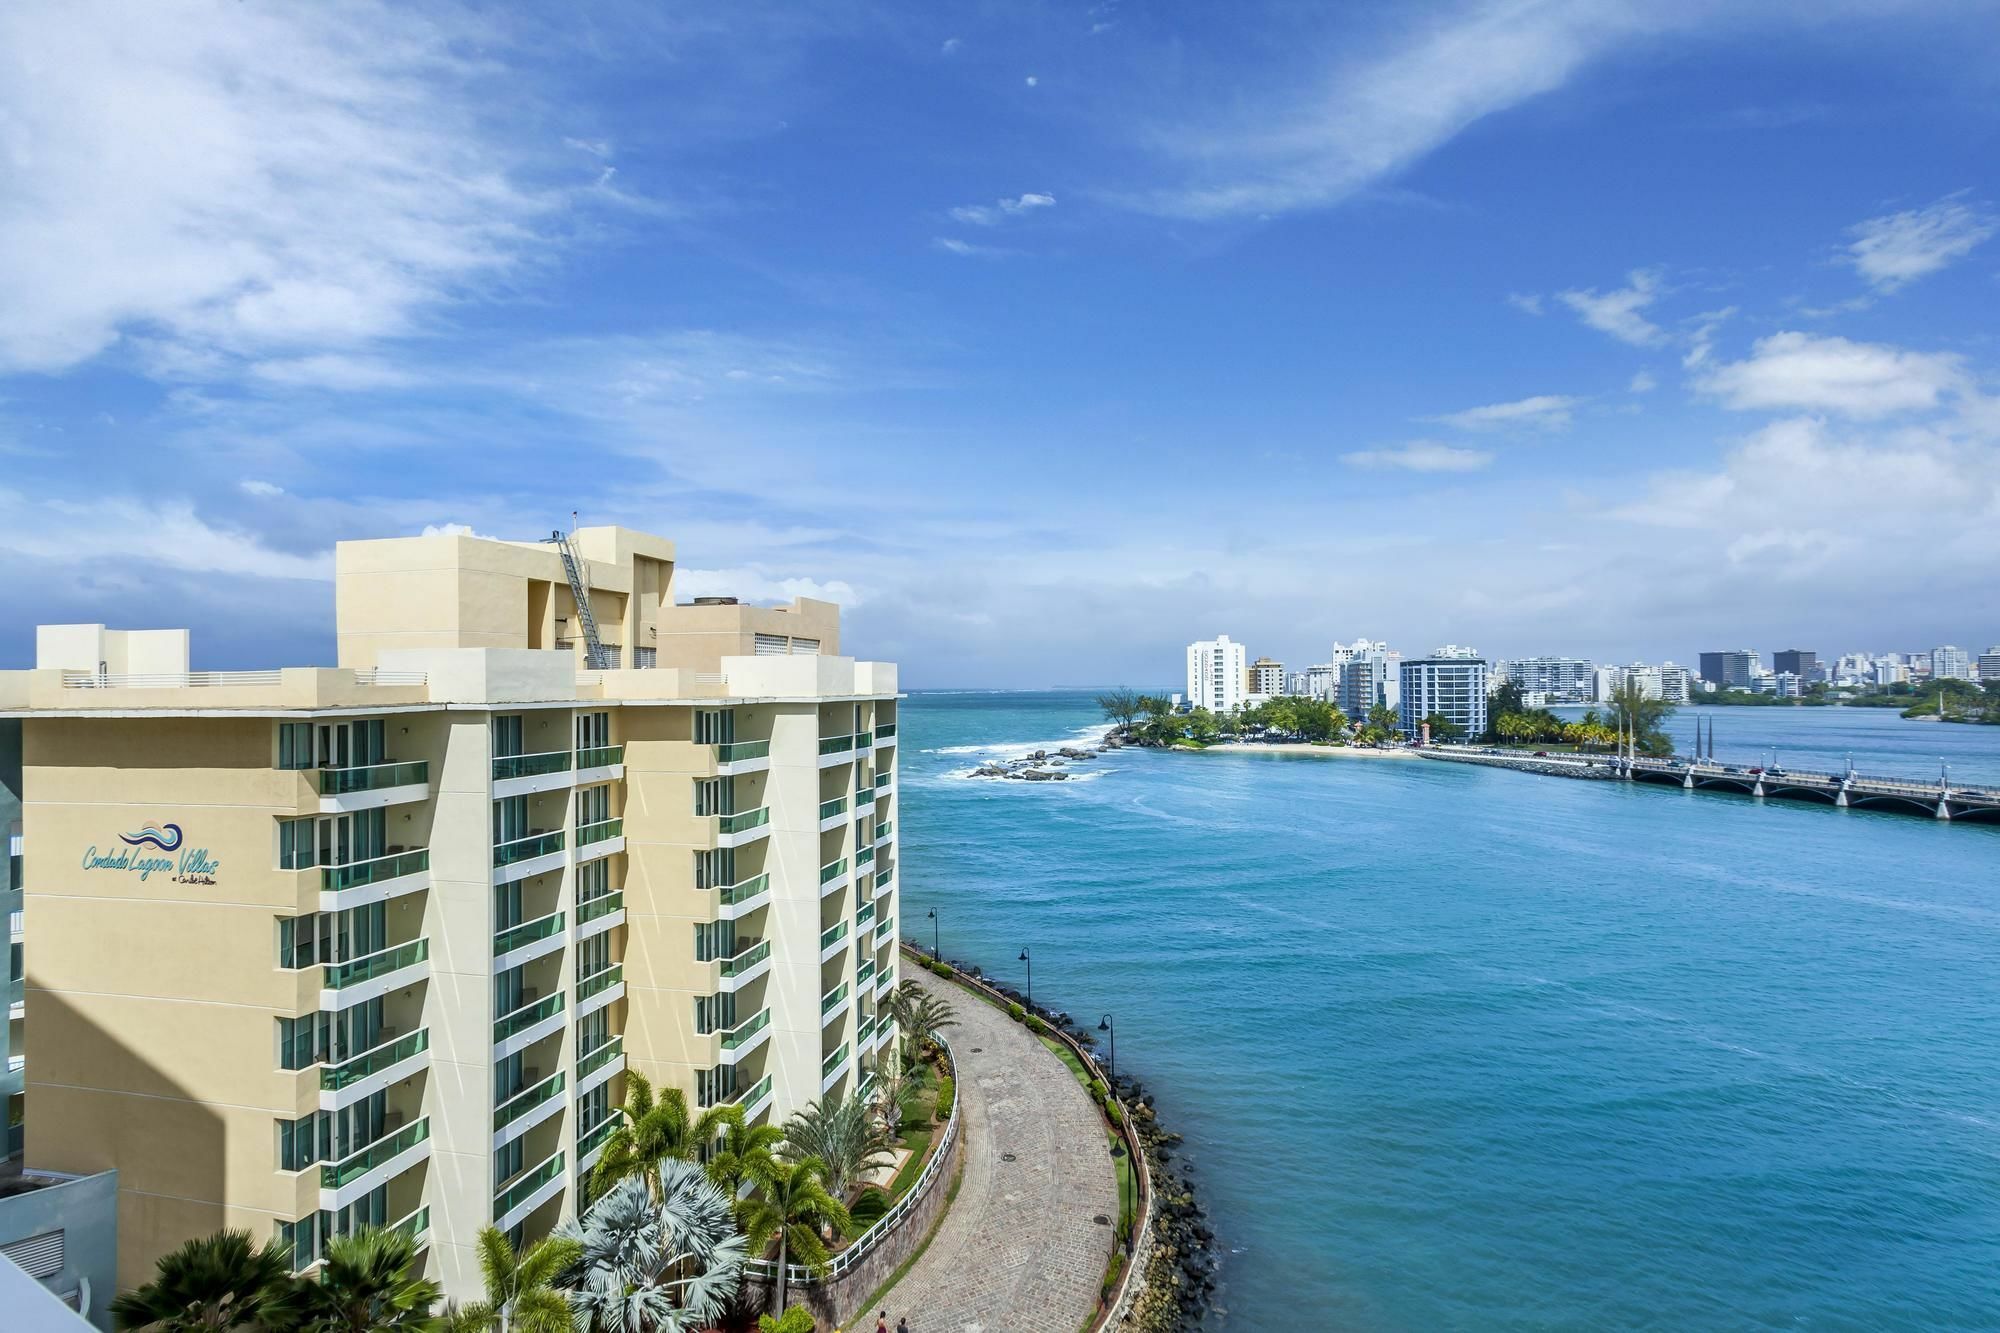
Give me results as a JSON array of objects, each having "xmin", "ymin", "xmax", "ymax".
[
  {"xmin": 1098, "ymin": 1013, "xmax": 1116, "ymax": 1086},
  {"xmin": 1019, "ymin": 947, "xmax": 1032, "ymax": 1012},
  {"xmin": 927, "ymin": 907, "xmax": 940, "ymax": 961}
]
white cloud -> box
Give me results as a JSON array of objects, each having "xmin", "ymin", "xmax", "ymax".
[
  {"xmin": 249, "ymin": 354, "xmax": 419, "ymax": 391},
  {"xmin": 949, "ymin": 193, "xmax": 1057, "ymax": 226},
  {"xmin": 1025, "ymin": 75, "xmax": 1039, "ymax": 87},
  {"xmin": 1341, "ymin": 441, "xmax": 1493, "ymax": 472},
  {"xmin": 239, "ymin": 479, "xmax": 285, "ymax": 497},
  {"xmin": 0, "ymin": 489, "xmax": 331, "ymax": 580},
  {"xmin": 0, "ymin": 1, "xmax": 557, "ymax": 376},
  {"xmin": 1846, "ymin": 194, "xmax": 1997, "ymax": 292},
  {"xmin": 1681, "ymin": 306, "xmax": 1734, "ymax": 369},
  {"xmin": 941, "ymin": 37, "xmax": 962, "ymax": 55},
  {"xmin": 1430, "ymin": 394, "xmax": 1579, "ymax": 431},
  {"xmin": 419, "ymin": 522, "xmax": 497, "ymax": 540},
  {"xmin": 1629, "ymin": 371, "xmax": 1657, "ymax": 393},
  {"xmin": 1506, "ymin": 293, "xmax": 1545, "ymax": 316},
  {"xmin": 1556, "ymin": 269, "xmax": 1665, "ymax": 347},
  {"xmin": 932, "ymin": 237, "xmax": 1011, "ymax": 259},
  {"xmin": 1695, "ymin": 332, "xmax": 1966, "ymax": 419},
  {"xmin": 676, "ymin": 567, "xmax": 861, "ymax": 607}
]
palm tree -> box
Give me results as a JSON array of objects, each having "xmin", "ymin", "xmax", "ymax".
[
  {"xmin": 593, "ymin": 1072, "xmax": 744, "ymax": 1201},
  {"xmin": 111, "ymin": 1229, "xmax": 306, "ymax": 1331},
  {"xmin": 883, "ymin": 980, "xmax": 955, "ymax": 1067},
  {"xmin": 450, "ymin": 1227, "xmax": 581, "ymax": 1333},
  {"xmin": 781, "ymin": 1093, "xmax": 894, "ymax": 1199},
  {"xmin": 706, "ymin": 1117, "xmax": 786, "ymax": 1204},
  {"xmin": 556, "ymin": 1162, "xmax": 748, "ymax": 1333},
  {"xmin": 739, "ymin": 1155, "xmax": 849, "ymax": 1316},
  {"xmin": 303, "ymin": 1226, "xmax": 442, "ymax": 1331}
]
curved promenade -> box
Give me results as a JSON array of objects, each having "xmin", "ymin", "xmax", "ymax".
[{"xmin": 882, "ymin": 970, "xmax": 1120, "ymax": 1332}]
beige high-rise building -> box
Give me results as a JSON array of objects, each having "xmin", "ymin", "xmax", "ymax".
[{"xmin": 0, "ymin": 526, "xmax": 901, "ymax": 1299}]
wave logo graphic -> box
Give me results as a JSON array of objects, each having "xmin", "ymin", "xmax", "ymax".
[{"xmin": 118, "ymin": 823, "xmax": 184, "ymax": 852}]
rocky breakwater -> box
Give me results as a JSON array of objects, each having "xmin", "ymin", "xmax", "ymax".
[{"xmin": 968, "ymin": 742, "xmax": 1113, "ymax": 782}]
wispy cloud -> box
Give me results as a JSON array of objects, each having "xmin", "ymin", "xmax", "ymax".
[
  {"xmin": 0, "ymin": 488, "xmax": 332, "ymax": 581},
  {"xmin": 1695, "ymin": 332, "xmax": 1966, "ymax": 419},
  {"xmin": 1845, "ymin": 193, "xmax": 1997, "ymax": 292},
  {"xmin": 1430, "ymin": 394, "xmax": 1580, "ymax": 432},
  {"xmin": 932, "ymin": 237, "xmax": 1013, "ymax": 259},
  {"xmin": 949, "ymin": 193, "xmax": 1057, "ymax": 227},
  {"xmin": 1556, "ymin": 269, "xmax": 1665, "ymax": 347},
  {"xmin": 1341, "ymin": 441, "xmax": 1493, "ymax": 472}
]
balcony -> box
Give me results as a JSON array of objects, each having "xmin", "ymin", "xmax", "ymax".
[
  {"xmin": 575, "ymin": 745, "xmax": 625, "ymax": 778},
  {"xmin": 820, "ymin": 1042, "xmax": 850, "ymax": 1093},
  {"xmin": 727, "ymin": 1072, "xmax": 774, "ymax": 1121},
  {"xmin": 853, "ymin": 731, "xmax": 873, "ymax": 753},
  {"xmin": 818, "ymin": 921, "xmax": 848, "ymax": 963},
  {"xmin": 314, "ymin": 760, "xmax": 430, "ymax": 814},
  {"xmin": 715, "ymin": 873, "xmax": 770, "ymax": 920},
  {"xmin": 389, "ymin": 1205, "xmax": 430, "ymax": 1249},
  {"xmin": 818, "ymin": 734, "xmax": 854, "ymax": 757},
  {"xmin": 494, "ymin": 910, "xmax": 565, "ymax": 968},
  {"xmin": 319, "ymin": 1117, "xmax": 429, "ymax": 1207},
  {"xmin": 495, "ymin": 1149, "xmax": 565, "ymax": 1232},
  {"xmin": 577, "ymin": 1034, "xmax": 625, "ymax": 1095},
  {"xmin": 714, "ymin": 739, "xmax": 771, "ymax": 776},
  {"xmin": 491, "ymin": 750, "xmax": 574, "ymax": 795},
  {"xmin": 857, "ymin": 1014, "xmax": 878, "ymax": 1046},
  {"xmin": 321, "ymin": 938, "xmax": 428, "ymax": 1007},
  {"xmin": 818, "ymin": 858, "xmax": 848, "ymax": 898},
  {"xmin": 577, "ymin": 963, "xmax": 625, "ymax": 1017},
  {"xmin": 818, "ymin": 796, "xmax": 848, "ymax": 832},
  {"xmin": 318, "ymin": 848, "xmax": 429, "ymax": 911},
  {"xmin": 853, "ymin": 788, "xmax": 876, "ymax": 812},
  {"xmin": 319, "ymin": 1029, "xmax": 429, "ymax": 1108},
  {"xmin": 875, "ymin": 722, "xmax": 897, "ymax": 745},
  {"xmin": 856, "ymin": 845, "xmax": 875, "ymax": 869},
  {"xmin": 578, "ymin": 1114, "xmax": 619, "ymax": 1171},
  {"xmin": 820, "ymin": 982, "xmax": 849, "ymax": 1027},
  {"xmin": 494, "ymin": 992, "xmax": 564, "ymax": 1049},
  {"xmin": 875, "ymin": 916, "xmax": 895, "ymax": 944},
  {"xmin": 494, "ymin": 829, "xmax": 565, "ymax": 884},
  {"xmin": 495, "ymin": 1070, "xmax": 566, "ymax": 1146},
  {"xmin": 875, "ymin": 967, "xmax": 896, "ymax": 1000},
  {"xmin": 715, "ymin": 806, "xmax": 770, "ymax": 848},
  {"xmin": 856, "ymin": 901, "xmax": 876, "ymax": 932},
  {"xmin": 578, "ymin": 890, "xmax": 625, "ymax": 937},
  {"xmin": 717, "ymin": 939, "xmax": 770, "ymax": 991},
  {"xmin": 856, "ymin": 959, "xmax": 875, "ymax": 988},
  {"xmin": 876, "ymin": 820, "xmax": 893, "ymax": 844},
  {"xmin": 576, "ymin": 817, "xmax": 624, "ymax": 863},
  {"xmin": 875, "ymin": 771, "xmax": 892, "ymax": 791},
  {"xmin": 719, "ymin": 1007, "xmax": 772, "ymax": 1062}
]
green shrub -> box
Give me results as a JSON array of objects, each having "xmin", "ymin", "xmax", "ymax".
[
  {"xmin": 1101, "ymin": 1251, "xmax": 1125, "ymax": 1304},
  {"xmin": 1089, "ymin": 1079, "xmax": 1108, "ymax": 1102},
  {"xmin": 759, "ymin": 1308, "xmax": 816, "ymax": 1333},
  {"xmin": 1024, "ymin": 1014, "xmax": 1047, "ymax": 1036},
  {"xmin": 1006, "ymin": 1002, "xmax": 1024, "ymax": 1021},
  {"xmin": 936, "ymin": 1075, "xmax": 955, "ymax": 1120},
  {"xmin": 927, "ymin": 960, "xmax": 955, "ymax": 978},
  {"xmin": 1106, "ymin": 1101, "xmax": 1124, "ymax": 1127}
]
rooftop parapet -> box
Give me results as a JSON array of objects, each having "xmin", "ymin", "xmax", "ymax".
[{"xmin": 0, "ymin": 666, "xmax": 430, "ymax": 713}]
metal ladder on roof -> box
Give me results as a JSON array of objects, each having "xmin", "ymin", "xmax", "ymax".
[{"xmin": 548, "ymin": 520, "xmax": 611, "ymax": 669}]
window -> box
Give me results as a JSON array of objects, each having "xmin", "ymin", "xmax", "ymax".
[
  {"xmin": 492, "ymin": 715, "xmax": 524, "ymax": 759},
  {"xmin": 753, "ymin": 633, "xmax": 788, "ymax": 656},
  {"xmin": 578, "ymin": 858, "xmax": 610, "ymax": 903},
  {"xmin": 579, "ymin": 1084, "xmax": 611, "ymax": 1133},
  {"xmin": 634, "ymin": 647, "xmax": 657, "ymax": 669},
  {"xmin": 494, "ymin": 881, "xmax": 523, "ymax": 933},
  {"xmin": 693, "ymin": 709, "xmax": 734, "ymax": 745},
  {"xmin": 492, "ymin": 796, "xmax": 530, "ymax": 845},
  {"xmin": 694, "ymin": 848, "xmax": 734, "ymax": 890},
  {"xmin": 577, "ymin": 1007, "xmax": 610, "ymax": 1056},
  {"xmin": 693, "ymin": 778, "xmax": 733, "ymax": 817},
  {"xmin": 575, "ymin": 712, "xmax": 609, "ymax": 750},
  {"xmin": 693, "ymin": 992, "xmax": 736, "ymax": 1035},
  {"xmin": 495, "ymin": 1138, "xmax": 524, "ymax": 1188},
  {"xmin": 576, "ymin": 933, "xmax": 611, "ymax": 980},
  {"xmin": 692, "ymin": 921, "xmax": 736, "ymax": 963},
  {"xmin": 791, "ymin": 637, "xmax": 820, "ymax": 655},
  {"xmin": 695, "ymin": 1065, "xmax": 738, "ymax": 1108},
  {"xmin": 278, "ymin": 723, "xmax": 314, "ymax": 771},
  {"xmin": 577, "ymin": 784, "xmax": 611, "ymax": 826},
  {"xmin": 279, "ymin": 1112, "xmax": 330, "ymax": 1171}
]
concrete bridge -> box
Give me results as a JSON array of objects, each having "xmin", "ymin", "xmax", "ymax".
[{"xmin": 1417, "ymin": 748, "xmax": 2000, "ymax": 823}]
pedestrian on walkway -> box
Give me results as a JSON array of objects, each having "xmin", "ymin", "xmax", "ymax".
[
  {"xmin": 896, "ymin": 1320, "xmax": 909, "ymax": 1333},
  {"xmin": 875, "ymin": 1313, "xmax": 888, "ymax": 1333}
]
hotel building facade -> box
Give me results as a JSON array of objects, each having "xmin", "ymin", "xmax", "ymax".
[{"xmin": 0, "ymin": 526, "xmax": 901, "ymax": 1300}]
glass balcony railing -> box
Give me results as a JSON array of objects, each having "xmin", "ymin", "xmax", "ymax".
[
  {"xmin": 818, "ymin": 734, "xmax": 853, "ymax": 756},
  {"xmin": 821, "ymin": 1044, "xmax": 849, "ymax": 1078},
  {"xmin": 495, "ymin": 911, "xmax": 564, "ymax": 957},
  {"xmin": 715, "ymin": 739, "xmax": 770, "ymax": 763},
  {"xmin": 718, "ymin": 940, "xmax": 769, "ymax": 979},
  {"xmin": 495, "ymin": 1150, "xmax": 563, "ymax": 1216},
  {"xmin": 494, "ymin": 830, "xmax": 564, "ymax": 865},
  {"xmin": 717, "ymin": 807, "xmax": 769, "ymax": 836},
  {"xmin": 819, "ymin": 858, "xmax": 847, "ymax": 885},
  {"xmin": 720, "ymin": 1008, "xmax": 771, "ymax": 1051},
  {"xmin": 854, "ymin": 731, "xmax": 873, "ymax": 749},
  {"xmin": 876, "ymin": 916, "xmax": 895, "ymax": 941},
  {"xmin": 575, "ymin": 744, "xmax": 624, "ymax": 769},
  {"xmin": 875, "ymin": 722, "xmax": 896, "ymax": 740},
  {"xmin": 856, "ymin": 959, "xmax": 876, "ymax": 987},
  {"xmin": 578, "ymin": 964, "xmax": 624, "ymax": 1003},
  {"xmin": 857, "ymin": 1014, "xmax": 878, "ymax": 1045},
  {"xmin": 875, "ymin": 772, "xmax": 891, "ymax": 790},
  {"xmin": 495, "ymin": 1071, "xmax": 565, "ymax": 1129},
  {"xmin": 315, "ymin": 761, "xmax": 429, "ymax": 796},
  {"xmin": 728, "ymin": 1072, "xmax": 773, "ymax": 1110},
  {"xmin": 717, "ymin": 874, "xmax": 769, "ymax": 907},
  {"xmin": 819, "ymin": 921, "xmax": 848, "ymax": 953},
  {"xmin": 320, "ymin": 1117, "xmax": 428, "ymax": 1189},
  {"xmin": 856, "ymin": 845, "xmax": 875, "ymax": 867},
  {"xmin": 578, "ymin": 890, "xmax": 624, "ymax": 924},
  {"xmin": 877, "ymin": 821, "xmax": 893, "ymax": 841},
  {"xmin": 493, "ymin": 992, "xmax": 562, "ymax": 1044},
  {"xmin": 577, "ymin": 1035, "xmax": 623, "ymax": 1081},
  {"xmin": 818, "ymin": 797, "xmax": 846, "ymax": 822},
  {"xmin": 578, "ymin": 1116, "xmax": 618, "ymax": 1159},
  {"xmin": 324, "ymin": 938, "xmax": 428, "ymax": 990},
  {"xmin": 321, "ymin": 1029, "xmax": 429, "ymax": 1091},
  {"xmin": 576, "ymin": 817, "xmax": 622, "ymax": 846},
  {"xmin": 820, "ymin": 982, "xmax": 848, "ymax": 1015},
  {"xmin": 856, "ymin": 902, "xmax": 876, "ymax": 931},
  {"xmin": 492, "ymin": 750, "xmax": 572, "ymax": 781},
  {"xmin": 320, "ymin": 849, "xmax": 429, "ymax": 894},
  {"xmin": 389, "ymin": 1205, "xmax": 429, "ymax": 1245},
  {"xmin": 854, "ymin": 788, "xmax": 876, "ymax": 809}
]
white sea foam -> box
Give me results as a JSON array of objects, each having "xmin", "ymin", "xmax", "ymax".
[{"xmin": 926, "ymin": 723, "xmax": 1112, "ymax": 759}]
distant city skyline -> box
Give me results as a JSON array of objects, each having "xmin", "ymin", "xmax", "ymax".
[{"xmin": 1, "ymin": 3, "xmax": 1997, "ymax": 687}]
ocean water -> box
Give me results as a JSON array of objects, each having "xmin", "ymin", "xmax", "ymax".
[{"xmin": 898, "ymin": 691, "xmax": 2000, "ymax": 1332}]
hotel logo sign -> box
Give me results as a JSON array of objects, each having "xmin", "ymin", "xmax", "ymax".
[{"xmin": 82, "ymin": 823, "xmax": 222, "ymax": 885}]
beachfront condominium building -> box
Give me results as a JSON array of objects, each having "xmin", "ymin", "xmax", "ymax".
[
  {"xmin": 1301, "ymin": 664, "xmax": 1337, "ymax": 701},
  {"xmin": 1335, "ymin": 641, "xmax": 1400, "ymax": 720},
  {"xmin": 1186, "ymin": 636, "xmax": 1246, "ymax": 714},
  {"xmin": 1399, "ymin": 656, "xmax": 1489, "ymax": 741},
  {"xmin": 0, "ymin": 526, "xmax": 901, "ymax": 1301},
  {"xmin": 1698, "ymin": 650, "xmax": 1757, "ymax": 689},
  {"xmin": 1930, "ymin": 646, "xmax": 1974, "ymax": 682},
  {"xmin": 1502, "ymin": 656, "xmax": 1594, "ymax": 703},
  {"xmin": 1246, "ymin": 658, "xmax": 1286, "ymax": 698},
  {"xmin": 1979, "ymin": 648, "xmax": 2000, "ymax": 683}
]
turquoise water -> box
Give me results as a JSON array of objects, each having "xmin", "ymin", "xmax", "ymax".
[{"xmin": 899, "ymin": 691, "xmax": 2000, "ymax": 1331}]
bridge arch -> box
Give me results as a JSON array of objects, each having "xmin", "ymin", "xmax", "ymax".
[
  {"xmin": 1846, "ymin": 794, "xmax": 1940, "ymax": 817},
  {"xmin": 1764, "ymin": 784, "xmax": 1839, "ymax": 805}
]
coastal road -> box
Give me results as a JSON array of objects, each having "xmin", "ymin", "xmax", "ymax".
[{"xmin": 881, "ymin": 969, "xmax": 1120, "ymax": 1333}]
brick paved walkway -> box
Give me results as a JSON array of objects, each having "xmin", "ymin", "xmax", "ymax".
[{"xmin": 876, "ymin": 970, "xmax": 1120, "ymax": 1333}]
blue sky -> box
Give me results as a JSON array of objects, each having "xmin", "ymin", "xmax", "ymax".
[{"xmin": 1, "ymin": 1, "xmax": 1996, "ymax": 687}]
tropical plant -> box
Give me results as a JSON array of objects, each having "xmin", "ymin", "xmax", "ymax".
[
  {"xmin": 450, "ymin": 1227, "xmax": 582, "ymax": 1333},
  {"xmin": 555, "ymin": 1162, "xmax": 748, "ymax": 1333},
  {"xmin": 111, "ymin": 1229, "xmax": 306, "ymax": 1332},
  {"xmin": 1185, "ymin": 706, "xmax": 1220, "ymax": 744},
  {"xmin": 593, "ymin": 1072, "xmax": 745, "ymax": 1200},
  {"xmin": 1421, "ymin": 711, "xmax": 1465, "ymax": 743},
  {"xmin": 781, "ymin": 1093, "xmax": 894, "ymax": 1199},
  {"xmin": 304, "ymin": 1226, "xmax": 442, "ymax": 1332},
  {"xmin": 706, "ymin": 1116, "xmax": 787, "ymax": 1203},
  {"xmin": 739, "ymin": 1156, "xmax": 850, "ymax": 1315},
  {"xmin": 1094, "ymin": 688, "xmax": 1143, "ymax": 729},
  {"xmin": 1606, "ymin": 679, "xmax": 1676, "ymax": 756},
  {"xmin": 884, "ymin": 979, "xmax": 956, "ymax": 1066},
  {"xmin": 757, "ymin": 1307, "xmax": 816, "ymax": 1333}
]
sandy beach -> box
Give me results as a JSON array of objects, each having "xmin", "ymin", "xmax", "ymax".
[{"xmin": 1198, "ymin": 741, "xmax": 1419, "ymax": 760}]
